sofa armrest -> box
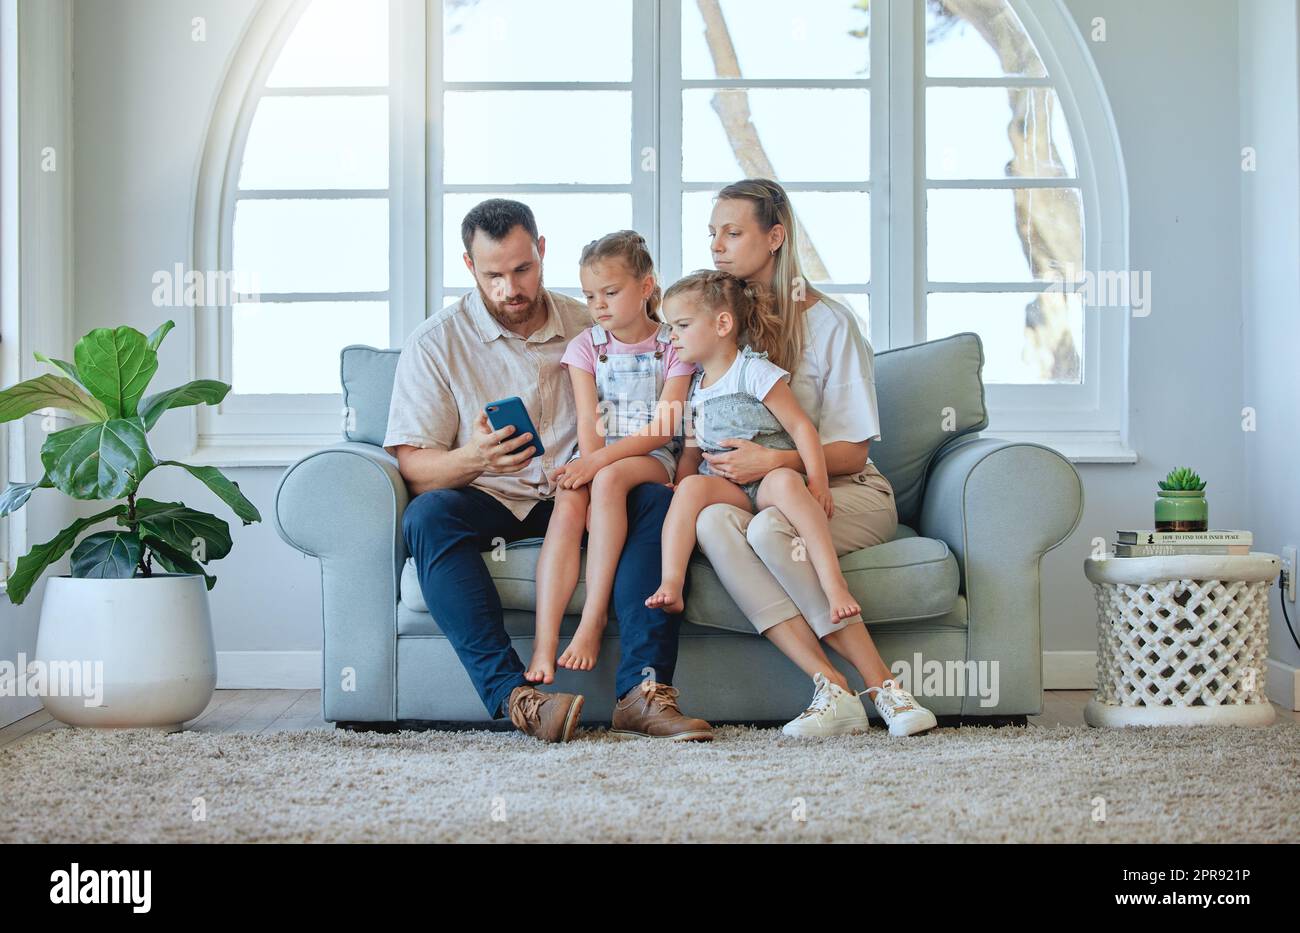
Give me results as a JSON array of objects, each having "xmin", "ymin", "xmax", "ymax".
[
  {"xmin": 918, "ymin": 437, "xmax": 1083, "ymax": 715},
  {"xmin": 273, "ymin": 442, "xmax": 410, "ymax": 721}
]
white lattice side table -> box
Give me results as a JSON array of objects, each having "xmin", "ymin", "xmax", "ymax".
[{"xmin": 1083, "ymin": 552, "xmax": 1279, "ymax": 727}]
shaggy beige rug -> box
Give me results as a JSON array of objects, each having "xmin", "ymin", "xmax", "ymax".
[{"xmin": 2, "ymin": 722, "xmax": 1297, "ymax": 843}]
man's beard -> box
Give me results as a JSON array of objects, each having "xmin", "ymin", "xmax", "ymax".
[{"xmin": 478, "ymin": 269, "xmax": 546, "ymax": 329}]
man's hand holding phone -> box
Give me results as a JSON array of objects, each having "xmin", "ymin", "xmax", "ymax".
[{"xmin": 469, "ymin": 410, "xmax": 536, "ymax": 475}]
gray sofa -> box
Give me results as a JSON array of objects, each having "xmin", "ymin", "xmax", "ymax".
[{"xmin": 273, "ymin": 331, "xmax": 1083, "ymax": 726}]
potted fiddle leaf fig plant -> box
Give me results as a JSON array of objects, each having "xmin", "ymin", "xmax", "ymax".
[
  {"xmin": 0, "ymin": 320, "xmax": 261, "ymax": 730},
  {"xmin": 1155, "ymin": 466, "xmax": 1208, "ymax": 532}
]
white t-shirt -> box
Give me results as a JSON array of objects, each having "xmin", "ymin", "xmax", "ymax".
[
  {"xmin": 787, "ymin": 297, "xmax": 883, "ymax": 463},
  {"xmin": 689, "ymin": 347, "xmax": 789, "ymax": 405}
]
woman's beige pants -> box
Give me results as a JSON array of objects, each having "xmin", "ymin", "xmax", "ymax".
[{"xmin": 694, "ymin": 462, "xmax": 899, "ymax": 639}]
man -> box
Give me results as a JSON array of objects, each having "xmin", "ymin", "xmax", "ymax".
[{"xmin": 384, "ymin": 199, "xmax": 713, "ymax": 744}]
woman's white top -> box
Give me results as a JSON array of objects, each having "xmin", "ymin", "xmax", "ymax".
[{"xmin": 787, "ymin": 296, "xmax": 883, "ymax": 464}]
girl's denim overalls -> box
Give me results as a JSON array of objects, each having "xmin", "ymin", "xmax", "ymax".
[
  {"xmin": 565, "ymin": 321, "xmax": 682, "ymax": 481},
  {"xmin": 690, "ymin": 346, "xmax": 798, "ymax": 509}
]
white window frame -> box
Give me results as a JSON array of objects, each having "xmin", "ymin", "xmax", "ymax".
[
  {"xmin": 429, "ymin": 0, "xmax": 658, "ymax": 311},
  {"xmin": 658, "ymin": 0, "xmax": 882, "ymax": 348},
  {"xmin": 190, "ymin": 0, "xmax": 424, "ymax": 465},
  {"xmin": 888, "ymin": 0, "xmax": 1132, "ymax": 462},
  {"xmin": 193, "ymin": 0, "xmax": 1129, "ymax": 465}
]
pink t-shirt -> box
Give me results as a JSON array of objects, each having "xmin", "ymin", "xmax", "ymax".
[{"xmin": 561, "ymin": 327, "xmax": 697, "ymax": 383}]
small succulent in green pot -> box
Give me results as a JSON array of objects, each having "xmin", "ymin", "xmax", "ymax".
[
  {"xmin": 1155, "ymin": 466, "xmax": 1208, "ymax": 531},
  {"xmin": 0, "ymin": 320, "xmax": 261, "ymax": 604}
]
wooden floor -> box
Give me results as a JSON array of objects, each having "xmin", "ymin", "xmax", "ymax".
[{"xmin": 2, "ymin": 690, "xmax": 1296, "ymax": 749}]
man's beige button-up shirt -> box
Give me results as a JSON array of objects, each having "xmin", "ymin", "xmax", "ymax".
[{"xmin": 383, "ymin": 287, "xmax": 590, "ymax": 520}]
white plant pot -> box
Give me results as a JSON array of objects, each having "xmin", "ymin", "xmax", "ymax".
[{"xmin": 35, "ymin": 573, "xmax": 217, "ymax": 732}]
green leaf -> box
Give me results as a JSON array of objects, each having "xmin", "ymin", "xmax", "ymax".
[
  {"xmin": 1161, "ymin": 466, "xmax": 1207, "ymax": 491},
  {"xmin": 139, "ymin": 380, "xmax": 230, "ymax": 431},
  {"xmin": 4, "ymin": 505, "xmax": 128, "ymax": 605},
  {"xmin": 41, "ymin": 417, "xmax": 156, "ymax": 500},
  {"xmin": 33, "ymin": 351, "xmax": 86, "ymax": 388},
  {"xmin": 146, "ymin": 320, "xmax": 175, "ymax": 352},
  {"xmin": 159, "ymin": 459, "xmax": 261, "ymax": 524},
  {"xmin": 71, "ymin": 529, "xmax": 143, "ymax": 578},
  {"xmin": 0, "ymin": 374, "xmax": 109, "ymax": 424},
  {"xmin": 131, "ymin": 498, "xmax": 232, "ymax": 561},
  {"xmin": 73, "ymin": 325, "xmax": 158, "ymax": 419},
  {"xmin": 144, "ymin": 534, "xmax": 216, "ymax": 590},
  {"xmin": 0, "ymin": 474, "xmax": 52, "ymax": 517}
]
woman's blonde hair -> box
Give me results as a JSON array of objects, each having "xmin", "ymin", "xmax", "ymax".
[
  {"xmin": 663, "ymin": 269, "xmax": 790, "ymax": 371},
  {"xmin": 714, "ymin": 178, "xmax": 828, "ymax": 374},
  {"xmin": 578, "ymin": 229, "xmax": 661, "ymax": 323}
]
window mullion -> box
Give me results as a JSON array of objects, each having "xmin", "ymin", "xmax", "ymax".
[
  {"xmin": 886, "ymin": 0, "xmax": 920, "ymax": 348},
  {"xmin": 392, "ymin": 0, "xmax": 426, "ymax": 346},
  {"xmin": 426, "ymin": 0, "xmax": 445, "ymax": 322},
  {"xmin": 868, "ymin": 0, "xmax": 890, "ymax": 349},
  {"xmin": 631, "ymin": 0, "xmax": 658, "ymax": 259},
  {"xmin": 657, "ymin": 0, "xmax": 682, "ymax": 284}
]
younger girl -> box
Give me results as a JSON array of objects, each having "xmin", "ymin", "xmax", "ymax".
[
  {"xmin": 526, "ymin": 231, "xmax": 696, "ymax": 684},
  {"xmin": 645, "ymin": 270, "xmax": 862, "ymax": 628}
]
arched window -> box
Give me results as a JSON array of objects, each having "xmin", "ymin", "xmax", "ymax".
[
  {"xmin": 231, "ymin": 0, "xmax": 392, "ymax": 395},
  {"xmin": 908, "ymin": 0, "xmax": 1129, "ymax": 457},
  {"xmin": 193, "ymin": 0, "xmax": 422, "ymax": 459},
  {"xmin": 195, "ymin": 0, "xmax": 1127, "ymax": 463}
]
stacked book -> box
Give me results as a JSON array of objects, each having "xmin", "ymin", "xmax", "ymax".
[{"xmin": 1112, "ymin": 530, "xmax": 1252, "ymax": 557}]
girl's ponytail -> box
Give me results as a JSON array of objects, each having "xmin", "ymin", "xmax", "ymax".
[{"xmin": 735, "ymin": 280, "xmax": 786, "ymax": 369}]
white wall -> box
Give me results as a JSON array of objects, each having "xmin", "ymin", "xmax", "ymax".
[
  {"xmin": 1039, "ymin": 0, "xmax": 1249, "ymax": 681},
  {"xmin": 0, "ymin": 0, "xmax": 79, "ymax": 728},
  {"xmin": 5, "ymin": 0, "xmax": 1293, "ymax": 712},
  {"xmin": 66, "ymin": 0, "xmax": 322, "ymax": 686},
  {"xmin": 1239, "ymin": 0, "xmax": 1300, "ymax": 707}
]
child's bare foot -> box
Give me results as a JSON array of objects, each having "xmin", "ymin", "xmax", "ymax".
[
  {"xmin": 524, "ymin": 646, "xmax": 557, "ymax": 684},
  {"xmin": 644, "ymin": 582, "xmax": 684, "ymax": 614},
  {"xmin": 558, "ymin": 615, "xmax": 605, "ymax": 672},
  {"xmin": 826, "ymin": 583, "xmax": 861, "ymax": 624}
]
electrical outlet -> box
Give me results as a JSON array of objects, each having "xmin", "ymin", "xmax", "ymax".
[{"xmin": 1283, "ymin": 546, "xmax": 1297, "ymax": 603}]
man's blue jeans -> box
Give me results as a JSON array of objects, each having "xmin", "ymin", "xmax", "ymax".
[{"xmin": 402, "ymin": 483, "xmax": 684, "ymax": 718}]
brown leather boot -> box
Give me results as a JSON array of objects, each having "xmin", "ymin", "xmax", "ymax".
[
  {"xmin": 610, "ymin": 682, "xmax": 713, "ymax": 741},
  {"xmin": 506, "ymin": 685, "xmax": 583, "ymax": 743}
]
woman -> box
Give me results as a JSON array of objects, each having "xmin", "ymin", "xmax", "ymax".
[{"xmin": 693, "ymin": 178, "xmax": 938, "ymax": 738}]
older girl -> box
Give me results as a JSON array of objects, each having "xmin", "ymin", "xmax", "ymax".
[{"xmin": 527, "ymin": 230, "xmax": 695, "ymax": 684}]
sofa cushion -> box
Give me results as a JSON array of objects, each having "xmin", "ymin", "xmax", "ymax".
[
  {"xmin": 870, "ymin": 332, "xmax": 988, "ymax": 528},
  {"xmin": 401, "ymin": 539, "xmax": 585, "ymax": 616},
  {"xmin": 341, "ymin": 344, "xmax": 401, "ymax": 447},
  {"xmin": 682, "ymin": 533, "xmax": 960, "ymax": 634},
  {"xmin": 399, "ymin": 527, "xmax": 959, "ymax": 635}
]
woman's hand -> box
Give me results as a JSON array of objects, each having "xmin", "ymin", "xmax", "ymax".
[
  {"xmin": 807, "ymin": 479, "xmax": 835, "ymax": 519},
  {"xmin": 701, "ymin": 438, "xmax": 780, "ymax": 485}
]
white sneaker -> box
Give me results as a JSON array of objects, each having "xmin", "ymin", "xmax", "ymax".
[
  {"xmin": 864, "ymin": 679, "xmax": 938, "ymax": 737},
  {"xmin": 781, "ymin": 672, "xmax": 872, "ymax": 737}
]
